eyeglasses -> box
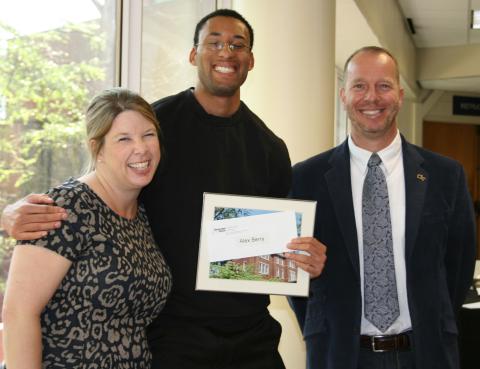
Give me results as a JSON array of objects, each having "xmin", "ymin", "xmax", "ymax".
[{"xmin": 195, "ymin": 41, "xmax": 251, "ymax": 53}]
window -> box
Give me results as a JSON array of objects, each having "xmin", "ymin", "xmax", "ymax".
[
  {"xmin": 141, "ymin": 0, "xmax": 215, "ymax": 102},
  {"xmin": 275, "ymin": 267, "xmax": 284, "ymax": 279},
  {"xmin": 260, "ymin": 255, "xmax": 270, "ymax": 260},
  {"xmin": 289, "ymin": 270, "xmax": 297, "ymax": 282},
  {"xmin": 259, "ymin": 262, "xmax": 269, "ymax": 275},
  {"xmin": 0, "ymin": 0, "xmax": 118, "ymax": 317}
]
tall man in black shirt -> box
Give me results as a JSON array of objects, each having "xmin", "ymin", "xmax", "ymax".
[{"xmin": 1, "ymin": 9, "xmax": 327, "ymax": 369}]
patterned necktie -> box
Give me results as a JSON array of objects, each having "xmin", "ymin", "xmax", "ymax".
[{"xmin": 362, "ymin": 153, "xmax": 400, "ymax": 332}]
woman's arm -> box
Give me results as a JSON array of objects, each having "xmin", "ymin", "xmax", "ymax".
[{"xmin": 2, "ymin": 245, "xmax": 71, "ymax": 369}]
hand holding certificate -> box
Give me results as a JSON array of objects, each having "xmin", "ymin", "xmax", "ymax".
[{"xmin": 196, "ymin": 193, "xmax": 317, "ymax": 296}]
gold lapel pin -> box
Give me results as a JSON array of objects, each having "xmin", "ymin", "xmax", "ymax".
[{"xmin": 417, "ymin": 174, "xmax": 426, "ymax": 182}]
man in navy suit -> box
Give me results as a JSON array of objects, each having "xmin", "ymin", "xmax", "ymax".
[{"xmin": 289, "ymin": 46, "xmax": 476, "ymax": 369}]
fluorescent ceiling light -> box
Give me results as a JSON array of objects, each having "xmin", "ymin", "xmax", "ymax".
[{"xmin": 473, "ymin": 10, "xmax": 480, "ymax": 29}]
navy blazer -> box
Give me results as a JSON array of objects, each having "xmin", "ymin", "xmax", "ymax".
[{"xmin": 289, "ymin": 137, "xmax": 476, "ymax": 369}]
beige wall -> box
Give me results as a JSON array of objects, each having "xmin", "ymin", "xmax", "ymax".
[
  {"xmin": 418, "ymin": 45, "xmax": 480, "ymax": 81},
  {"xmin": 235, "ymin": 0, "xmax": 336, "ymax": 165},
  {"xmin": 397, "ymin": 99, "xmax": 420, "ymax": 143}
]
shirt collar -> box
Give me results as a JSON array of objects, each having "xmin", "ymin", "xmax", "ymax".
[{"xmin": 348, "ymin": 130, "xmax": 402, "ymax": 176}]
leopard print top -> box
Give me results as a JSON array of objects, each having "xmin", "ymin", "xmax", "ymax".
[{"xmin": 18, "ymin": 178, "xmax": 172, "ymax": 368}]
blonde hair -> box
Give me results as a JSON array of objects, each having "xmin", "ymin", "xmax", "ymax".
[{"xmin": 84, "ymin": 88, "xmax": 162, "ymax": 173}]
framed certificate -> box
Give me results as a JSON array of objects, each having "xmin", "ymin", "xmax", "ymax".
[{"xmin": 196, "ymin": 193, "xmax": 317, "ymax": 297}]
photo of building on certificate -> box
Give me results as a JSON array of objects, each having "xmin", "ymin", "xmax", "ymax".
[{"xmin": 209, "ymin": 207, "xmax": 302, "ymax": 283}]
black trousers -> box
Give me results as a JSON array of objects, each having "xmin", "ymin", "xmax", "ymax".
[
  {"xmin": 148, "ymin": 312, "xmax": 285, "ymax": 369},
  {"xmin": 357, "ymin": 348, "xmax": 415, "ymax": 369}
]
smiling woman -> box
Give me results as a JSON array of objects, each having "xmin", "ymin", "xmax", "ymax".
[
  {"xmin": 1, "ymin": 88, "xmax": 172, "ymax": 368},
  {"xmin": 84, "ymin": 92, "xmax": 162, "ymax": 219}
]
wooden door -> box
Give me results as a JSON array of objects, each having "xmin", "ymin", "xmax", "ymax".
[{"xmin": 423, "ymin": 121, "xmax": 480, "ymax": 257}]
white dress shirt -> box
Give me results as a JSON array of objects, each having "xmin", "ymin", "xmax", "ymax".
[{"xmin": 348, "ymin": 131, "xmax": 412, "ymax": 335}]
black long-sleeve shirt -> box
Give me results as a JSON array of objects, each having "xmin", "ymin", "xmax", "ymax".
[{"xmin": 142, "ymin": 89, "xmax": 291, "ymax": 325}]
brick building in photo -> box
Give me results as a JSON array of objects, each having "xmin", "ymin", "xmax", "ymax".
[{"xmin": 232, "ymin": 254, "xmax": 298, "ymax": 282}]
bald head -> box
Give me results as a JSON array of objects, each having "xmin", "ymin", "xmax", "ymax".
[{"xmin": 343, "ymin": 46, "xmax": 400, "ymax": 84}]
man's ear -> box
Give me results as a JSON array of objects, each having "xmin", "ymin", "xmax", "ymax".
[
  {"xmin": 398, "ymin": 87, "xmax": 405, "ymax": 108},
  {"xmin": 340, "ymin": 87, "xmax": 346, "ymax": 106},
  {"xmin": 189, "ymin": 47, "xmax": 197, "ymax": 66},
  {"xmin": 248, "ymin": 52, "xmax": 254, "ymax": 71}
]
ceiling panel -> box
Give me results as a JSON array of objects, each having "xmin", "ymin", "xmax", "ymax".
[{"xmin": 397, "ymin": 0, "xmax": 471, "ymax": 47}]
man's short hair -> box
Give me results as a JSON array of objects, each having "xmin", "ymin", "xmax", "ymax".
[
  {"xmin": 193, "ymin": 9, "xmax": 254, "ymax": 49},
  {"xmin": 343, "ymin": 46, "xmax": 400, "ymax": 82}
]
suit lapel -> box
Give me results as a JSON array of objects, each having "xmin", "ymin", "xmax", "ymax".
[
  {"xmin": 402, "ymin": 138, "xmax": 427, "ymax": 261},
  {"xmin": 325, "ymin": 140, "xmax": 360, "ymax": 276}
]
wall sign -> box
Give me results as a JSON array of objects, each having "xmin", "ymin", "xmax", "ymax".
[{"xmin": 453, "ymin": 95, "xmax": 480, "ymax": 116}]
